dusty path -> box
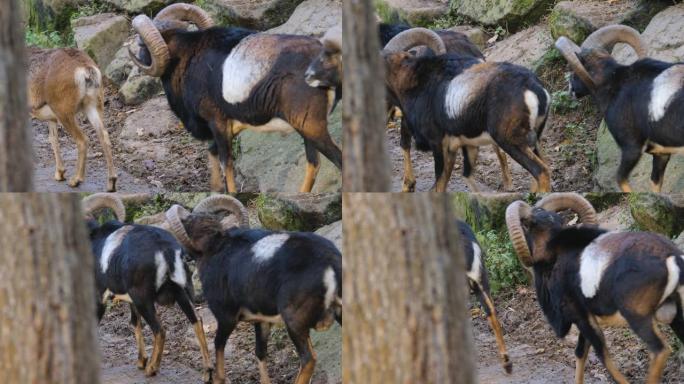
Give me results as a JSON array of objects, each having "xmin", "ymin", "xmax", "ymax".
[{"xmin": 471, "ymin": 288, "xmax": 684, "ymax": 384}]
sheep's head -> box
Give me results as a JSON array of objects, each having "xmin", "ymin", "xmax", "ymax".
[
  {"xmin": 165, "ymin": 194, "xmax": 249, "ymax": 258},
  {"xmin": 555, "ymin": 25, "xmax": 646, "ymax": 98},
  {"xmin": 306, "ymin": 25, "xmax": 342, "ymax": 88},
  {"xmin": 81, "ymin": 193, "xmax": 127, "ymax": 234},
  {"xmin": 382, "ymin": 28, "xmax": 446, "ymax": 94},
  {"xmin": 505, "ymin": 193, "xmax": 598, "ymax": 266},
  {"xmin": 129, "ymin": 3, "xmax": 214, "ymax": 77}
]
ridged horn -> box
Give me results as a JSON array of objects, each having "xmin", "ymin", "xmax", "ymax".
[
  {"xmin": 82, "ymin": 193, "xmax": 126, "ymax": 222},
  {"xmin": 165, "ymin": 204, "xmax": 194, "ymax": 249},
  {"xmin": 193, "ymin": 194, "xmax": 249, "ymax": 229},
  {"xmin": 153, "ymin": 3, "xmax": 214, "ymax": 30},
  {"xmin": 581, "ymin": 25, "xmax": 647, "ymax": 59},
  {"xmin": 383, "ymin": 27, "xmax": 446, "ymax": 55},
  {"xmin": 505, "ymin": 201, "xmax": 533, "ymax": 267},
  {"xmin": 555, "ymin": 36, "xmax": 596, "ymax": 90},
  {"xmin": 534, "ymin": 193, "xmax": 598, "ymax": 225},
  {"xmin": 129, "ymin": 14, "xmax": 170, "ymax": 77}
]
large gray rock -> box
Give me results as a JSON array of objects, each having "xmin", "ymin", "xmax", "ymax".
[
  {"xmin": 105, "ymin": 44, "xmax": 135, "ymax": 86},
  {"xmin": 548, "ymin": 0, "xmax": 647, "ymax": 43},
  {"xmin": 448, "ymin": 25, "xmax": 489, "ymax": 51},
  {"xmin": 628, "ymin": 193, "xmax": 684, "ymax": 237},
  {"xmin": 594, "ymin": 4, "xmax": 684, "ymax": 192},
  {"xmin": 119, "ymin": 67, "xmax": 163, "ymax": 105},
  {"xmin": 375, "ymin": 0, "xmax": 448, "ymax": 27},
  {"xmin": 267, "ymin": 0, "xmax": 341, "ymax": 36},
  {"xmin": 234, "ymin": 107, "xmax": 342, "ymax": 192},
  {"xmin": 72, "ymin": 13, "xmax": 129, "ymax": 69},
  {"xmin": 315, "ymin": 220, "xmax": 341, "ymax": 249},
  {"xmin": 484, "ymin": 24, "xmax": 552, "ymax": 68},
  {"xmin": 451, "ymin": 0, "xmax": 553, "ymax": 30},
  {"xmin": 256, "ymin": 193, "xmax": 341, "ymax": 231},
  {"xmin": 198, "ymin": 0, "xmax": 305, "ymax": 29},
  {"xmin": 105, "ymin": 0, "xmax": 173, "ymax": 13}
]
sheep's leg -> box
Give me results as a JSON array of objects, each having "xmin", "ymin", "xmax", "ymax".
[
  {"xmin": 574, "ymin": 333, "xmax": 590, "ymax": 384},
  {"xmin": 616, "ymin": 145, "xmax": 642, "ymax": 192},
  {"xmin": 135, "ymin": 300, "xmax": 165, "ymax": 377},
  {"xmin": 300, "ymin": 139, "xmax": 321, "ymax": 193},
  {"xmin": 670, "ymin": 302, "xmax": 684, "ymax": 343},
  {"xmin": 129, "ymin": 305, "xmax": 148, "ymax": 370},
  {"xmin": 85, "ymin": 101, "xmax": 117, "ymax": 192},
  {"xmin": 627, "ymin": 315, "xmax": 670, "ymax": 384},
  {"xmin": 576, "ymin": 316, "xmax": 627, "ymax": 384},
  {"xmin": 493, "ymin": 145, "xmax": 512, "ymax": 191},
  {"xmin": 462, "ymin": 145, "xmax": 481, "ymax": 192},
  {"xmin": 286, "ymin": 327, "xmax": 317, "ymax": 384},
  {"xmin": 497, "ymin": 143, "xmax": 550, "ymax": 192},
  {"xmin": 650, "ymin": 154, "xmax": 670, "ymax": 193},
  {"xmin": 211, "ymin": 119, "xmax": 236, "ymax": 193},
  {"xmin": 431, "ymin": 138, "xmax": 456, "ymax": 192},
  {"xmin": 56, "ymin": 113, "xmax": 88, "ymax": 188},
  {"xmin": 174, "ymin": 285, "xmax": 213, "ymax": 383},
  {"xmin": 208, "ymin": 142, "xmax": 223, "ymax": 192},
  {"xmin": 47, "ymin": 121, "xmax": 66, "ymax": 181},
  {"xmin": 213, "ymin": 317, "xmax": 237, "ymax": 384},
  {"xmin": 255, "ymin": 323, "xmax": 272, "ymax": 384},
  {"xmin": 474, "ymin": 284, "xmax": 511, "ymax": 374},
  {"xmin": 400, "ymin": 121, "xmax": 416, "ymax": 192}
]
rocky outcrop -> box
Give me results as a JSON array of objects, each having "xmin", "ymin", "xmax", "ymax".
[
  {"xmin": 72, "ymin": 13, "xmax": 129, "ymax": 69},
  {"xmin": 375, "ymin": 0, "xmax": 448, "ymax": 27},
  {"xmin": 594, "ymin": 4, "xmax": 684, "ymax": 192},
  {"xmin": 267, "ymin": 0, "xmax": 340, "ymax": 35},
  {"xmin": 628, "ymin": 193, "xmax": 684, "ymax": 238},
  {"xmin": 256, "ymin": 193, "xmax": 341, "ymax": 231},
  {"xmin": 118, "ymin": 67, "xmax": 163, "ymax": 105},
  {"xmin": 484, "ymin": 24, "xmax": 552, "ymax": 68},
  {"xmin": 105, "ymin": 0, "xmax": 172, "ymax": 13},
  {"xmin": 198, "ymin": 0, "xmax": 305, "ymax": 29},
  {"xmin": 234, "ymin": 107, "xmax": 342, "ymax": 192},
  {"xmin": 451, "ymin": 0, "xmax": 553, "ymax": 30},
  {"xmin": 448, "ymin": 25, "xmax": 489, "ymax": 51}
]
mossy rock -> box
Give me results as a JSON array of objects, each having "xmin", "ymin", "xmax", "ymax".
[
  {"xmin": 452, "ymin": 193, "xmax": 523, "ymax": 232},
  {"xmin": 450, "ymin": 0, "xmax": 555, "ymax": 31},
  {"xmin": 548, "ymin": 3, "xmax": 595, "ymax": 43},
  {"xmin": 582, "ymin": 192, "xmax": 625, "ymax": 213},
  {"xmin": 256, "ymin": 193, "xmax": 341, "ymax": 231},
  {"xmin": 628, "ymin": 193, "xmax": 683, "ymax": 237},
  {"xmin": 197, "ymin": 0, "xmax": 305, "ymax": 29},
  {"xmin": 374, "ymin": 0, "xmax": 449, "ymax": 28}
]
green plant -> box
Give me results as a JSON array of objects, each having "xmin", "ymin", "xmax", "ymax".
[
  {"xmin": 476, "ymin": 229, "xmax": 528, "ymax": 294},
  {"xmin": 551, "ymin": 89, "xmax": 580, "ymax": 114},
  {"xmin": 25, "ymin": 28, "xmax": 66, "ymax": 48}
]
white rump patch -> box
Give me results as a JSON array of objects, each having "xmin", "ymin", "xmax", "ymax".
[
  {"xmin": 323, "ymin": 267, "xmax": 337, "ymax": 309},
  {"xmin": 466, "ymin": 242, "xmax": 482, "ymax": 284},
  {"xmin": 579, "ymin": 232, "xmax": 617, "ymax": 298},
  {"xmin": 222, "ymin": 37, "xmax": 274, "ymax": 104},
  {"xmin": 524, "ymin": 90, "xmax": 539, "ymax": 131},
  {"xmin": 649, "ymin": 65, "xmax": 684, "ymax": 122},
  {"xmin": 170, "ymin": 249, "xmax": 187, "ymax": 287},
  {"xmin": 661, "ymin": 256, "xmax": 681, "ymax": 304},
  {"xmin": 252, "ymin": 234, "xmax": 290, "ymax": 263},
  {"xmin": 154, "ymin": 251, "xmax": 169, "ymax": 290},
  {"xmin": 100, "ymin": 226, "xmax": 134, "ymax": 273},
  {"xmin": 444, "ymin": 65, "xmax": 492, "ymax": 119}
]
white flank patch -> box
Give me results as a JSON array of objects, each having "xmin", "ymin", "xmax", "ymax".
[
  {"xmin": 524, "ymin": 90, "xmax": 539, "ymax": 131},
  {"xmin": 221, "ymin": 37, "xmax": 273, "ymax": 104},
  {"xmin": 649, "ymin": 65, "xmax": 684, "ymax": 122},
  {"xmin": 444, "ymin": 65, "xmax": 490, "ymax": 119},
  {"xmin": 32, "ymin": 104, "xmax": 56, "ymax": 120},
  {"xmin": 100, "ymin": 226, "xmax": 133, "ymax": 273},
  {"xmin": 154, "ymin": 251, "xmax": 169, "ymax": 290},
  {"xmin": 579, "ymin": 232, "xmax": 617, "ymax": 298},
  {"xmin": 252, "ymin": 234, "xmax": 290, "ymax": 263},
  {"xmin": 466, "ymin": 242, "xmax": 482, "ymax": 284},
  {"xmin": 323, "ymin": 267, "xmax": 337, "ymax": 309},
  {"xmin": 170, "ymin": 249, "xmax": 187, "ymax": 287}
]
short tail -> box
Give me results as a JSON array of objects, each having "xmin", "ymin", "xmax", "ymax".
[{"xmin": 74, "ymin": 66, "xmax": 102, "ymax": 99}]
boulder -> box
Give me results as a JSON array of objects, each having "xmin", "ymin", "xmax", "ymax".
[
  {"xmin": 119, "ymin": 67, "xmax": 164, "ymax": 105},
  {"xmin": 198, "ymin": 0, "xmax": 305, "ymax": 30},
  {"xmin": 315, "ymin": 220, "xmax": 342, "ymax": 249},
  {"xmin": 375, "ymin": 0, "xmax": 449, "ymax": 27},
  {"xmin": 448, "ymin": 25, "xmax": 489, "ymax": 51},
  {"xmin": 234, "ymin": 107, "xmax": 342, "ymax": 192},
  {"xmin": 105, "ymin": 44, "xmax": 135, "ymax": 86},
  {"xmin": 72, "ymin": 13, "xmax": 129, "ymax": 69},
  {"xmin": 451, "ymin": 0, "xmax": 553, "ymax": 30},
  {"xmin": 256, "ymin": 193, "xmax": 341, "ymax": 231},
  {"xmin": 484, "ymin": 24, "xmax": 553, "ymax": 68},
  {"xmin": 311, "ymin": 323, "xmax": 341, "ymax": 384},
  {"xmin": 675, "ymin": 230, "xmax": 684, "ymax": 251},
  {"xmin": 267, "ymin": 0, "xmax": 341, "ymax": 36},
  {"xmin": 614, "ymin": 3, "xmax": 684, "ymax": 64},
  {"xmin": 452, "ymin": 193, "xmax": 523, "ymax": 232},
  {"xmin": 628, "ymin": 193, "xmax": 683, "ymax": 237},
  {"xmin": 105, "ymin": 0, "xmax": 172, "ymax": 13}
]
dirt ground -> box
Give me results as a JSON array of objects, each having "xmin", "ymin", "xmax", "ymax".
[
  {"xmin": 471, "ymin": 287, "xmax": 684, "ymax": 384},
  {"xmin": 32, "ymin": 84, "xmax": 211, "ymax": 193},
  {"xmin": 98, "ymin": 301, "xmax": 333, "ymax": 384}
]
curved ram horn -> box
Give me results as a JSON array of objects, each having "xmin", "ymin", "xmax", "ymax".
[
  {"xmin": 193, "ymin": 194, "xmax": 249, "ymax": 229},
  {"xmin": 383, "ymin": 27, "xmax": 446, "ymax": 55},
  {"xmin": 555, "ymin": 36, "xmax": 596, "ymax": 90},
  {"xmin": 82, "ymin": 193, "xmax": 126, "ymax": 222},
  {"xmin": 129, "ymin": 15, "xmax": 170, "ymax": 77},
  {"xmin": 165, "ymin": 204, "xmax": 194, "ymax": 249},
  {"xmin": 581, "ymin": 24, "xmax": 647, "ymax": 59},
  {"xmin": 535, "ymin": 193, "xmax": 598, "ymax": 225},
  {"xmin": 505, "ymin": 200, "xmax": 534, "ymax": 267},
  {"xmin": 153, "ymin": 3, "xmax": 214, "ymax": 30}
]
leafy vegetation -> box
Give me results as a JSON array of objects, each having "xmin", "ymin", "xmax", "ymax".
[
  {"xmin": 25, "ymin": 28, "xmax": 68, "ymax": 48},
  {"xmin": 476, "ymin": 229, "xmax": 528, "ymax": 294},
  {"xmin": 551, "ymin": 89, "xmax": 580, "ymax": 114}
]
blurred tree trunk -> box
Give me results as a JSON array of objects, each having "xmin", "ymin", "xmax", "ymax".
[
  {"xmin": 342, "ymin": 0, "xmax": 390, "ymax": 192},
  {"xmin": 0, "ymin": 194, "xmax": 100, "ymax": 383},
  {"xmin": 0, "ymin": 0, "xmax": 32, "ymax": 191},
  {"xmin": 342, "ymin": 193, "xmax": 476, "ymax": 383}
]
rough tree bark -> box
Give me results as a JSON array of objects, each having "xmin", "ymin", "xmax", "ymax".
[
  {"xmin": 342, "ymin": 0, "xmax": 391, "ymax": 192},
  {"xmin": 0, "ymin": 0, "xmax": 32, "ymax": 191},
  {"xmin": 342, "ymin": 193, "xmax": 476, "ymax": 383},
  {"xmin": 0, "ymin": 194, "xmax": 100, "ymax": 383}
]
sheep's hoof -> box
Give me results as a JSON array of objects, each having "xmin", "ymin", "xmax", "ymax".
[
  {"xmin": 212, "ymin": 376, "xmax": 226, "ymax": 384},
  {"xmin": 144, "ymin": 364, "xmax": 158, "ymax": 377},
  {"xmin": 201, "ymin": 368, "xmax": 213, "ymax": 383},
  {"xmin": 136, "ymin": 357, "xmax": 148, "ymax": 370},
  {"xmin": 402, "ymin": 180, "xmax": 416, "ymax": 192},
  {"xmin": 107, "ymin": 177, "xmax": 117, "ymax": 192},
  {"xmin": 67, "ymin": 177, "xmax": 82, "ymax": 188},
  {"xmin": 54, "ymin": 170, "xmax": 66, "ymax": 181}
]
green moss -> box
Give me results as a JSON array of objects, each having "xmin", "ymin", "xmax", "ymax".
[
  {"xmin": 628, "ymin": 193, "xmax": 683, "ymax": 237},
  {"xmin": 476, "ymin": 229, "xmax": 528, "ymax": 294}
]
